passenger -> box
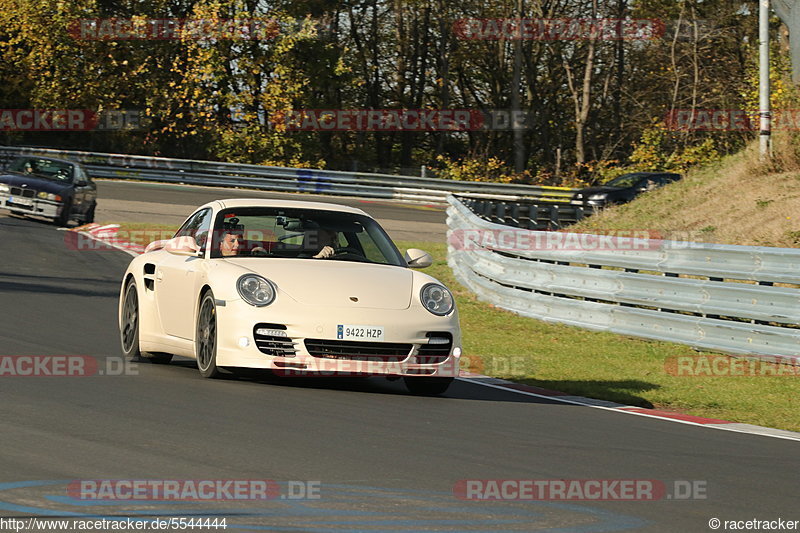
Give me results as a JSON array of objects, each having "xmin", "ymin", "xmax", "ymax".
[{"xmin": 219, "ymin": 230, "xmax": 242, "ymax": 257}]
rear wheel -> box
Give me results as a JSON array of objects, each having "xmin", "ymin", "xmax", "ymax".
[
  {"xmin": 120, "ymin": 280, "xmax": 173, "ymax": 364},
  {"xmin": 196, "ymin": 291, "xmax": 222, "ymax": 378},
  {"xmin": 120, "ymin": 281, "xmax": 141, "ymax": 360},
  {"xmin": 403, "ymin": 377, "xmax": 454, "ymax": 396}
]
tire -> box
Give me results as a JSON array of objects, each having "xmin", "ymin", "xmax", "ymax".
[
  {"xmin": 196, "ymin": 290, "xmax": 222, "ymax": 378},
  {"xmin": 55, "ymin": 199, "xmax": 71, "ymax": 227},
  {"xmin": 84, "ymin": 202, "xmax": 96, "ymax": 224},
  {"xmin": 120, "ymin": 280, "xmax": 173, "ymax": 364},
  {"xmin": 403, "ymin": 377, "xmax": 454, "ymax": 396},
  {"xmin": 120, "ymin": 280, "xmax": 142, "ymax": 360}
]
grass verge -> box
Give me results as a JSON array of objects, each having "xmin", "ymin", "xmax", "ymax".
[{"xmin": 107, "ymin": 221, "xmax": 800, "ymax": 432}]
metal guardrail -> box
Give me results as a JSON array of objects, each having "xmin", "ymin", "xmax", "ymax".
[
  {"xmin": 447, "ymin": 195, "xmax": 800, "ymax": 359},
  {"xmin": 0, "ymin": 146, "xmax": 578, "ymax": 204},
  {"xmin": 458, "ymin": 195, "xmax": 590, "ymax": 230}
]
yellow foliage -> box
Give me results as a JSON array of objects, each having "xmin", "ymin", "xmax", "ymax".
[{"xmin": 434, "ymin": 155, "xmax": 513, "ymax": 183}]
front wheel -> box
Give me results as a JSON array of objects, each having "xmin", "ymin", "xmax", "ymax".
[
  {"xmin": 55, "ymin": 200, "xmax": 72, "ymax": 227},
  {"xmin": 403, "ymin": 377, "xmax": 454, "ymax": 396},
  {"xmin": 84, "ymin": 202, "xmax": 96, "ymax": 223},
  {"xmin": 196, "ymin": 291, "xmax": 222, "ymax": 378}
]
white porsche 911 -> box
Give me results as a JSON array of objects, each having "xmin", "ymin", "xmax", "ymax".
[{"xmin": 118, "ymin": 199, "xmax": 461, "ymax": 395}]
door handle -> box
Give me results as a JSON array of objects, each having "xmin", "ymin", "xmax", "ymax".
[{"xmin": 156, "ymin": 271, "xmax": 163, "ymax": 281}]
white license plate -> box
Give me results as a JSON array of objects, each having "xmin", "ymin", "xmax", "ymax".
[
  {"xmin": 8, "ymin": 196, "xmax": 33, "ymax": 206},
  {"xmin": 337, "ymin": 324, "xmax": 385, "ymax": 341}
]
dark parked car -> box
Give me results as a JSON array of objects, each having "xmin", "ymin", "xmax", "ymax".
[
  {"xmin": 0, "ymin": 156, "xmax": 97, "ymax": 226},
  {"xmin": 571, "ymin": 172, "xmax": 681, "ymax": 209}
]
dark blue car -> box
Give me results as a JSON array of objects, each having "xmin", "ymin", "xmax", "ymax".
[
  {"xmin": 570, "ymin": 171, "xmax": 681, "ymax": 209},
  {"xmin": 0, "ymin": 156, "xmax": 97, "ymax": 226}
]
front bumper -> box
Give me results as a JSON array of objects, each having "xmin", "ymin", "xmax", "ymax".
[
  {"xmin": 213, "ymin": 297, "xmax": 462, "ymax": 378},
  {"xmin": 570, "ymin": 199, "xmax": 606, "ymax": 208},
  {"xmin": 0, "ymin": 193, "xmax": 61, "ymax": 219}
]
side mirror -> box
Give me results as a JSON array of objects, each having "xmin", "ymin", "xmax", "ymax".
[
  {"xmin": 405, "ymin": 248, "xmax": 433, "ymax": 269},
  {"xmin": 76, "ymin": 179, "xmax": 88, "ymax": 187},
  {"xmin": 165, "ymin": 236, "xmax": 202, "ymax": 257}
]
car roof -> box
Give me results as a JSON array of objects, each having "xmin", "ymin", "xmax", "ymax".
[
  {"xmin": 207, "ymin": 198, "xmax": 370, "ymax": 216},
  {"xmin": 621, "ymin": 171, "xmax": 681, "ymax": 178},
  {"xmin": 14, "ymin": 155, "xmax": 77, "ymax": 166}
]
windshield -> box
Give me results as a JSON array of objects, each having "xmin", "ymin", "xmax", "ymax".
[
  {"xmin": 8, "ymin": 157, "xmax": 74, "ymax": 182},
  {"xmin": 604, "ymin": 173, "xmax": 647, "ymax": 188},
  {"xmin": 209, "ymin": 207, "xmax": 406, "ymax": 266}
]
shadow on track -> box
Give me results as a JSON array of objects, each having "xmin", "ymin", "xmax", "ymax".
[{"xmin": 135, "ymin": 356, "xmax": 617, "ymax": 405}]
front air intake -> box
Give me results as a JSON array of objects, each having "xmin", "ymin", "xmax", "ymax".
[{"xmin": 253, "ymin": 323, "xmax": 296, "ymax": 357}]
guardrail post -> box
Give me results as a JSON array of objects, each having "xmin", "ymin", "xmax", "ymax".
[
  {"xmin": 496, "ymin": 203, "xmax": 507, "ymax": 224},
  {"xmin": 527, "ymin": 204, "xmax": 539, "ymax": 230},
  {"xmin": 548, "ymin": 205, "xmax": 560, "ymax": 230},
  {"xmin": 510, "ymin": 203, "xmax": 521, "ymax": 227}
]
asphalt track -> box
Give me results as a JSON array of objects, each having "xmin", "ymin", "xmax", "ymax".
[
  {"xmin": 93, "ymin": 180, "xmax": 448, "ymax": 242},
  {"xmin": 0, "ymin": 203, "xmax": 798, "ymax": 532}
]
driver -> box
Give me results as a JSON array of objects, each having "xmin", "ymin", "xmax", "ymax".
[
  {"xmin": 311, "ymin": 228, "xmax": 338, "ymax": 259},
  {"xmin": 22, "ymin": 161, "xmax": 36, "ymax": 175}
]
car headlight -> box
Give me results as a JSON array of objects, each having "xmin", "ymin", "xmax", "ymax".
[
  {"xmin": 237, "ymin": 274, "xmax": 276, "ymax": 307},
  {"xmin": 420, "ymin": 283, "xmax": 454, "ymax": 316},
  {"xmin": 0, "ymin": 183, "xmax": 8, "ymax": 193},
  {"xmin": 588, "ymin": 194, "xmax": 607, "ymax": 200},
  {"xmin": 36, "ymin": 191, "xmax": 61, "ymax": 201}
]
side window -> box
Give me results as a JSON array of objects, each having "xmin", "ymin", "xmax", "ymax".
[
  {"xmin": 353, "ymin": 230, "xmax": 389, "ymax": 264},
  {"xmin": 74, "ymin": 166, "xmax": 88, "ymax": 183},
  {"xmin": 640, "ymin": 177, "xmax": 658, "ymax": 190},
  {"xmin": 175, "ymin": 208, "xmax": 212, "ymax": 248}
]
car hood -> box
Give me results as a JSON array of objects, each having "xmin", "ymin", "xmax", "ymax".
[
  {"xmin": 222, "ymin": 258, "xmax": 414, "ymax": 310},
  {"xmin": 0, "ymin": 172, "xmax": 71, "ymax": 195}
]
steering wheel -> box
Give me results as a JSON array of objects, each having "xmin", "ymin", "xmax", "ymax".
[
  {"xmin": 251, "ymin": 247, "xmax": 269, "ymax": 257},
  {"xmin": 332, "ymin": 246, "xmax": 365, "ymax": 258}
]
